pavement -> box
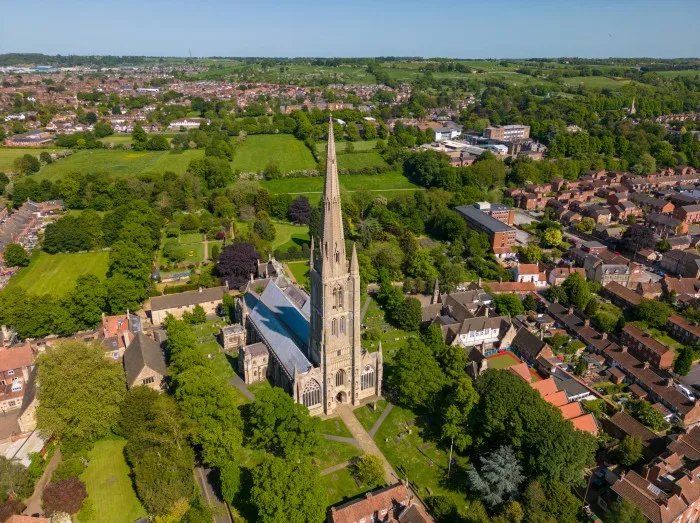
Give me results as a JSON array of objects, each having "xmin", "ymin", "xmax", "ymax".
[
  {"xmin": 229, "ymin": 374, "xmax": 255, "ymax": 401},
  {"xmin": 321, "ymin": 461, "xmax": 351, "ymax": 476},
  {"xmin": 679, "ymin": 362, "xmax": 700, "ymax": 389},
  {"xmin": 368, "ymin": 403, "xmax": 394, "ymax": 438},
  {"xmin": 195, "ymin": 466, "xmax": 233, "ymax": 523},
  {"xmin": 24, "ymin": 448, "xmax": 61, "ymax": 516},
  {"xmin": 323, "ymin": 434, "xmax": 359, "ymax": 447},
  {"xmin": 0, "ymin": 411, "xmax": 20, "ymax": 440},
  {"xmin": 336, "ymin": 405, "xmax": 397, "ymax": 485}
]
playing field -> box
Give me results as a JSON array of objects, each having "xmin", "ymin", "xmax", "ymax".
[
  {"xmin": 35, "ymin": 149, "xmax": 203, "ymax": 181},
  {"xmin": 78, "ymin": 437, "xmax": 146, "ymax": 523},
  {"xmin": 232, "ymin": 134, "xmax": 316, "ymax": 174},
  {"xmin": 0, "ymin": 148, "xmax": 58, "ymax": 172},
  {"xmin": 485, "ymin": 351, "xmax": 522, "ymax": 369},
  {"xmin": 5, "ymin": 250, "xmax": 110, "ymax": 296}
]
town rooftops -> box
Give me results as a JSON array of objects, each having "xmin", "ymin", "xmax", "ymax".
[
  {"xmin": 150, "ymin": 285, "xmax": 228, "ymax": 312},
  {"xmin": 328, "ymin": 482, "xmax": 428, "ymax": 523},
  {"xmin": 454, "ymin": 205, "xmax": 515, "ymax": 233},
  {"xmin": 485, "ymin": 282, "xmax": 537, "ymax": 294},
  {"xmin": 612, "ymin": 470, "xmax": 688, "ymax": 523},
  {"xmin": 123, "ymin": 332, "xmax": 167, "ymax": 388},
  {"xmin": 606, "ymin": 411, "xmax": 657, "ymax": 444},
  {"xmin": 668, "ymin": 314, "xmax": 700, "ymax": 338},
  {"xmin": 605, "ymin": 281, "xmax": 643, "ymax": 306},
  {"xmin": 0, "ymin": 344, "xmax": 33, "ymax": 372},
  {"xmin": 622, "ymin": 324, "xmax": 673, "ymax": 359}
]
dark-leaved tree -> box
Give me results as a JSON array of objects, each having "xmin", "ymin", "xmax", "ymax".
[
  {"xmin": 217, "ymin": 241, "xmax": 260, "ymax": 289},
  {"xmin": 289, "ymin": 196, "xmax": 312, "ymax": 225}
]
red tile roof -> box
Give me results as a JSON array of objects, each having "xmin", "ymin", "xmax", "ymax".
[{"xmin": 0, "ymin": 344, "xmax": 34, "ymax": 373}]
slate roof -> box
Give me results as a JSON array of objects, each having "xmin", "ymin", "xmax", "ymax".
[
  {"xmin": 244, "ymin": 281, "xmax": 313, "ymax": 378},
  {"xmin": 454, "ymin": 205, "xmax": 515, "ymax": 233},
  {"xmin": 511, "ymin": 328, "xmax": 552, "ymax": 363},
  {"xmin": 150, "ymin": 286, "xmax": 227, "ymax": 312},
  {"xmin": 123, "ymin": 332, "xmax": 167, "ymax": 387}
]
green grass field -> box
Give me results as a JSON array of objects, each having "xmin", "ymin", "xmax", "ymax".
[
  {"xmin": 353, "ymin": 399, "xmax": 388, "ymax": 433},
  {"xmin": 324, "ymin": 467, "xmax": 373, "ymax": 506},
  {"xmin": 5, "ymin": 250, "xmax": 109, "ymax": 296},
  {"xmin": 374, "ymin": 405, "xmax": 469, "ymax": 512},
  {"xmin": 563, "ymin": 76, "xmax": 631, "ymax": 88},
  {"xmin": 0, "ymin": 148, "xmax": 59, "ymax": 171},
  {"xmin": 312, "ymin": 438, "xmax": 361, "ymax": 470},
  {"xmin": 315, "ymin": 140, "xmax": 379, "ymax": 152},
  {"xmin": 232, "ymin": 135, "xmax": 316, "ymax": 174},
  {"xmin": 286, "ymin": 261, "xmax": 310, "ymax": 289},
  {"xmin": 320, "ymin": 417, "xmax": 354, "ymax": 439},
  {"xmin": 337, "ymin": 151, "xmax": 388, "ymax": 170},
  {"xmin": 35, "ymin": 149, "xmax": 203, "ymax": 181},
  {"xmin": 77, "ymin": 437, "xmax": 146, "ymax": 523},
  {"xmin": 259, "ymin": 172, "xmax": 420, "ymax": 195},
  {"xmin": 485, "ymin": 352, "xmax": 522, "ymax": 370}
]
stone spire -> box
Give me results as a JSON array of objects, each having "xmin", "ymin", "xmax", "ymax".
[
  {"xmin": 350, "ymin": 242, "xmax": 359, "ymax": 275},
  {"xmin": 320, "ymin": 116, "xmax": 346, "ymax": 276}
]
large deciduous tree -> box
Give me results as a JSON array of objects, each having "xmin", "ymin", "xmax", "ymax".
[
  {"xmin": 246, "ymin": 387, "xmax": 320, "ymax": 458},
  {"xmin": 388, "ymin": 338, "xmax": 446, "ymax": 411},
  {"xmin": 3, "ymin": 244, "xmax": 29, "ymax": 267},
  {"xmin": 288, "ymin": 196, "xmax": 312, "ymax": 225},
  {"xmin": 217, "ymin": 242, "xmax": 260, "ymax": 288},
  {"xmin": 41, "ymin": 478, "xmax": 87, "ymax": 516},
  {"xmin": 36, "ymin": 342, "xmax": 125, "ymax": 442},
  {"xmin": 561, "ymin": 272, "xmax": 591, "ymax": 310},
  {"xmin": 250, "ymin": 456, "xmax": 326, "ymax": 523}
]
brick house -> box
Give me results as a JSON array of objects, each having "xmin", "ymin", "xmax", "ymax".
[
  {"xmin": 327, "ymin": 481, "xmax": 433, "ymax": 523},
  {"xmin": 667, "ymin": 315, "xmax": 700, "ymax": 345},
  {"xmin": 673, "ymin": 204, "xmax": 700, "ymax": 224},
  {"xmin": 149, "ymin": 285, "xmax": 229, "ymax": 325},
  {"xmin": 621, "ymin": 324, "xmax": 674, "ymax": 370},
  {"xmin": 0, "ymin": 343, "xmax": 34, "ymax": 413}
]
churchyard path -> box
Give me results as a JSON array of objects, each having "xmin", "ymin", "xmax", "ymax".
[
  {"xmin": 24, "ymin": 448, "xmax": 62, "ymax": 516},
  {"xmin": 368, "ymin": 402, "xmax": 394, "ymax": 438},
  {"xmin": 336, "ymin": 405, "xmax": 397, "ymax": 485},
  {"xmin": 321, "ymin": 460, "xmax": 351, "ymax": 476},
  {"xmin": 228, "ymin": 374, "xmax": 255, "ymax": 401},
  {"xmin": 322, "ymin": 434, "xmax": 359, "ymax": 447}
]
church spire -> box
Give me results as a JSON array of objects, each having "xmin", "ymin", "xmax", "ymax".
[{"xmin": 320, "ymin": 116, "xmax": 346, "ymax": 276}]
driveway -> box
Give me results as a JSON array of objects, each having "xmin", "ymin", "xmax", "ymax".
[{"xmin": 679, "ymin": 363, "xmax": 700, "ymax": 389}]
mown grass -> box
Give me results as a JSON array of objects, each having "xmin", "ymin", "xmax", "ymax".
[
  {"xmin": 320, "ymin": 417, "xmax": 354, "ymax": 439},
  {"xmin": 5, "ymin": 250, "xmax": 110, "ymax": 296},
  {"xmin": 286, "ymin": 260, "xmax": 310, "ymax": 289},
  {"xmin": 337, "ymin": 151, "xmax": 388, "ymax": 170},
  {"xmin": 232, "ymin": 134, "xmax": 316, "ymax": 174},
  {"xmin": 353, "ymin": 399, "xmax": 388, "ymax": 433},
  {"xmin": 563, "ymin": 76, "xmax": 631, "ymax": 88},
  {"xmin": 77, "ymin": 437, "xmax": 146, "ymax": 523},
  {"xmin": 36, "ymin": 149, "xmax": 203, "ymax": 181},
  {"xmin": 259, "ymin": 172, "xmax": 420, "ymax": 195}
]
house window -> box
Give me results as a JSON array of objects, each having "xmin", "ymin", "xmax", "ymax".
[
  {"xmin": 8, "ymin": 401, "xmax": 15, "ymax": 407},
  {"xmin": 142, "ymin": 376, "xmax": 155, "ymax": 385}
]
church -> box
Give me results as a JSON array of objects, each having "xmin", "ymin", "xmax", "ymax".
[{"xmin": 236, "ymin": 118, "xmax": 382, "ymax": 415}]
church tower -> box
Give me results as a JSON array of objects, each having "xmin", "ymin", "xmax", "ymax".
[{"xmin": 309, "ymin": 117, "xmax": 364, "ymax": 413}]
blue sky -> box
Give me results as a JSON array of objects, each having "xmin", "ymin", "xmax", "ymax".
[{"xmin": 1, "ymin": 0, "xmax": 699, "ymax": 58}]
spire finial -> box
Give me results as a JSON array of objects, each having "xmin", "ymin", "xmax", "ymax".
[{"xmin": 350, "ymin": 242, "xmax": 359, "ymax": 275}]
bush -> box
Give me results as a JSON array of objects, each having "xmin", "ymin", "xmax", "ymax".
[
  {"xmin": 42, "ymin": 478, "xmax": 87, "ymax": 516},
  {"xmin": 349, "ymin": 455, "xmax": 384, "ymax": 488},
  {"xmin": 53, "ymin": 458, "xmax": 86, "ymax": 482}
]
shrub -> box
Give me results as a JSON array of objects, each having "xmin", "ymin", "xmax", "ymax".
[{"xmin": 52, "ymin": 458, "xmax": 86, "ymax": 482}]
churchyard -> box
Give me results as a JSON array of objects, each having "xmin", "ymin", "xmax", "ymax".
[
  {"xmin": 361, "ymin": 295, "xmax": 413, "ymax": 359},
  {"xmin": 5, "ymin": 250, "xmax": 110, "ymax": 296}
]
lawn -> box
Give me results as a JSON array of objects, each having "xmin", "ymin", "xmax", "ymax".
[
  {"xmin": 235, "ymin": 221, "xmax": 309, "ymax": 253},
  {"xmin": 5, "ymin": 250, "xmax": 110, "ymax": 296},
  {"xmin": 361, "ymin": 295, "xmax": 414, "ymax": 359},
  {"xmin": 158, "ymin": 233, "xmax": 221, "ymax": 266},
  {"xmin": 374, "ymin": 405, "xmax": 469, "ymax": 512},
  {"xmin": 232, "ymin": 135, "xmax": 316, "ymax": 174},
  {"xmin": 286, "ymin": 260, "xmax": 310, "ymax": 289},
  {"xmin": 0, "ymin": 147, "xmax": 59, "ymax": 171},
  {"xmin": 312, "ymin": 438, "xmax": 361, "ymax": 470},
  {"xmin": 353, "ymin": 399, "xmax": 388, "ymax": 433},
  {"xmin": 485, "ymin": 351, "xmax": 522, "ymax": 370},
  {"xmin": 190, "ymin": 319, "xmax": 245, "ymax": 396},
  {"xmin": 324, "ymin": 467, "xmax": 373, "ymax": 506},
  {"xmin": 35, "ymin": 149, "xmax": 203, "ymax": 181},
  {"xmin": 563, "ymin": 76, "xmax": 631, "ymax": 89},
  {"xmin": 320, "ymin": 417, "xmax": 354, "ymax": 439},
  {"xmin": 316, "ymin": 140, "xmax": 379, "ymax": 152},
  {"xmin": 77, "ymin": 437, "xmax": 146, "ymax": 523},
  {"xmin": 337, "ymin": 151, "xmax": 389, "ymax": 170}
]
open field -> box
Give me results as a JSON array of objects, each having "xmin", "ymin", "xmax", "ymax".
[
  {"xmin": 232, "ymin": 135, "xmax": 316, "ymax": 174},
  {"xmin": 656, "ymin": 70, "xmax": 700, "ymax": 78},
  {"xmin": 78, "ymin": 437, "xmax": 146, "ymax": 523},
  {"xmin": 337, "ymin": 151, "xmax": 388, "ymax": 170},
  {"xmin": 5, "ymin": 250, "xmax": 109, "ymax": 296},
  {"xmin": 563, "ymin": 76, "xmax": 631, "ymax": 88},
  {"xmin": 35, "ymin": 149, "xmax": 203, "ymax": 181},
  {"xmin": 315, "ymin": 140, "xmax": 379, "ymax": 152},
  {"xmin": 0, "ymin": 147, "xmax": 59, "ymax": 171},
  {"xmin": 259, "ymin": 172, "xmax": 420, "ymax": 195},
  {"xmin": 374, "ymin": 405, "xmax": 469, "ymax": 512}
]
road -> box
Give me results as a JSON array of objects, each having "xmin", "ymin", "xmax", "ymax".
[{"xmin": 195, "ymin": 466, "xmax": 233, "ymax": 523}]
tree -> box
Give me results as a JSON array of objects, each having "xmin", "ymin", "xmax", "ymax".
[
  {"xmin": 39, "ymin": 151, "xmax": 53, "ymax": 164},
  {"xmin": 614, "ymin": 436, "xmax": 644, "ymax": 467},
  {"xmin": 289, "ymin": 196, "xmax": 312, "ymax": 225},
  {"xmin": 522, "ymin": 294, "xmax": 537, "ymax": 312},
  {"xmin": 561, "ymin": 272, "xmax": 591, "ymax": 310},
  {"xmin": 42, "ymin": 478, "xmax": 87, "ymax": 516},
  {"xmin": 246, "ymin": 387, "xmax": 320, "ymax": 458},
  {"xmin": 253, "ymin": 211, "xmax": 276, "ymax": 242},
  {"xmin": 132, "ymin": 123, "xmax": 148, "ymax": 151},
  {"xmin": 219, "ymin": 462, "xmax": 241, "ymax": 505},
  {"xmin": 393, "ymin": 297, "xmax": 422, "ymax": 331},
  {"xmin": 388, "ymin": 338, "xmax": 446, "ymax": 410},
  {"xmin": 0, "ymin": 500, "xmax": 26, "ymax": 522},
  {"xmin": 542, "ymin": 227, "xmax": 562, "ymax": 248},
  {"xmin": 520, "ymin": 244, "xmax": 542, "ymax": 264},
  {"xmin": 3, "ymin": 244, "xmax": 29, "ymax": 267},
  {"xmin": 13, "ymin": 154, "xmax": 41, "ymax": 175},
  {"xmin": 250, "ymin": 456, "xmax": 326, "ymax": 523},
  {"xmin": 350, "ymin": 455, "xmax": 384, "ymax": 488},
  {"xmin": 147, "ymin": 135, "xmax": 170, "ymax": 151},
  {"xmin": 0, "ymin": 456, "xmax": 34, "ymax": 500},
  {"xmin": 466, "ymin": 445, "xmax": 525, "ymax": 508},
  {"xmin": 621, "ymin": 225, "xmax": 656, "ymax": 253},
  {"xmin": 674, "ymin": 347, "xmax": 694, "ymax": 376},
  {"xmin": 629, "ymin": 400, "xmax": 669, "ymax": 432},
  {"xmin": 217, "ymin": 242, "xmax": 260, "ymax": 288},
  {"xmin": 606, "ymin": 498, "xmax": 647, "ymax": 523},
  {"xmin": 442, "ymin": 377, "xmax": 479, "ymax": 451},
  {"xmin": 573, "ymin": 356, "xmax": 587, "ymax": 376},
  {"xmin": 190, "ymin": 304, "xmax": 207, "ymax": 324},
  {"xmin": 546, "ymin": 284, "xmax": 567, "ymax": 304},
  {"xmin": 635, "ymin": 299, "xmax": 673, "ymax": 329},
  {"xmin": 36, "ymin": 342, "xmax": 125, "ymax": 442},
  {"xmin": 493, "ymin": 294, "xmax": 525, "ymax": 316},
  {"xmin": 66, "ymin": 275, "xmax": 108, "ymax": 330}
]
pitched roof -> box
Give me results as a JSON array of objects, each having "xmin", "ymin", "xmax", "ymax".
[
  {"xmin": 508, "ymin": 362, "xmax": 532, "ymax": 382},
  {"xmin": 329, "ymin": 482, "xmax": 413, "ymax": 523},
  {"xmin": 570, "ymin": 413, "xmax": 598, "ymax": 434},
  {"xmin": 486, "ymin": 282, "xmax": 537, "ymax": 294},
  {"xmin": 511, "ymin": 328, "xmax": 552, "ymax": 363},
  {"xmin": 0, "ymin": 343, "xmax": 33, "ymax": 372},
  {"xmin": 150, "ymin": 286, "xmax": 227, "ymax": 312},
  {"xmin": 607, "ymin": 411, "xmax": 657, "ymax": 444},
  {"xmin": 542, "ymin": 390, "xmax": 569, "ymax": 407},
  {"xmin": 622, "ymin": 324, "xmax": 673, "ymax": 359},
  {"xmin": 531, "ymin": 377, "xmax": 558, "ymax": 397},
  {"xmin": 123, "ymin": 333, "xmax": 167, "ymax": 387},
  {"xmin": 605, "ymin": 281, "xmax": 643, "ymax": 306},
  {"xmin": 612, "ymin": 471, "xmax": 687, "ymax": 523}
]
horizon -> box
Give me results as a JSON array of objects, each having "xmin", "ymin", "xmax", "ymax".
[{"xmin": 1, "ymin": 0, "xmax": 699, "ymax": 58}]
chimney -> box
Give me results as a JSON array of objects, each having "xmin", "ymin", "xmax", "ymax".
[
  {"xmin": 568, "ymin": 306, "xmax": 574, "ymax": 315},
  {"xmin": 584, "ymin": 319, "xmax": 590, "ymax": 327},
  {"xmin": 621, "ymin": 345, "xmax": 628, "ymax": 353},
  {"xmin": 666, "ymin": 378, "xmax": 673, "ymax": 387},
  {"xmin": 643, "ymin": 362, "xmax": 650, "ymax": 369},
  {"xmin": 601, "ymin": 332, "xmax": 607, "ymax": 340},
  {"xmin": 198, "ymin": 286, "xmax": 203, "ymax": 293}
]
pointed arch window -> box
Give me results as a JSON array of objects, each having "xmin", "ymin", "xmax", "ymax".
[
  {"xmin": 338, "ymin": 287, "xmax": 344, "ymax": 309},
  {"xmin": 335, "ymin": 369, "xmax": 345, "ymax": 387},
  {"xmin": 302, "ymin": 380, "xmax": 322, "ymax": 407},
  {"xmin": 335, "ymin": 251, "xmax": 340, "ymax": 263},
  {"xmin": 340, "ymin": 316, "xmax": 346, "ymax": 335},
  {"xmin": 332, "ymin": 287, "xmax": 338, "ymax": 309},
  {"xmin": 361, "ymin": 365, "xmax": 375, "ymax": 390},
  {"xmin": 332, "ymin": 318, "xmax": 338, "ymax": 336}
]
